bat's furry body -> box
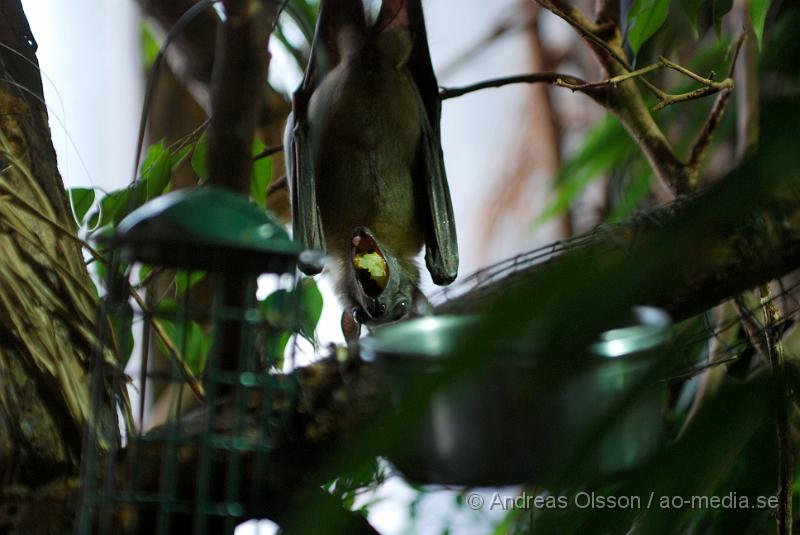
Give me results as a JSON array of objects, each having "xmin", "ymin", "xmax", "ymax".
[
  {"xmin": 286, "ymin": 0, "xmax": 458, "ymax": 335},
  {"xmin": 309, "ymin": 27, "xmax": 425, "ymax": 310}
]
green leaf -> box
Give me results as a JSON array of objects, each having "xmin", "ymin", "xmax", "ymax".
[
  {"xmin": 139, "ymin": 21, "xmax": 160, "ymax": 70},
  {"xmin": 68, "ymin": 187, "xmax": 95, "ymax": 225},
  {"xmin": 680, "ymin": 0, "xmax": 706, "ymax": 37},
  {"xmin": 297, "ymin": 277, "xmax": 323, "ymax": 339},
  {"xmin": 183, "ymin": 321, "xmax": 210, "ymax": 375},
  {"xmin": 109, "ymin": 301, "xmax": 134, "ymax": 366},
  {"xmin": 607, "ymin": 171, "xmax": 653, "ymax": 223},
  {"xmin": 87, "ymin": 186, "xmax": 138, "ymax": 229},
  {"xmin": 97, "ymin": 189, "xmax": 131, "ymax": 226},
  {"xmin": 626, "ymin": 0, "xmax": 671, "ymax": 55},
  {"xmin": 537, "ymin": 118, "xmax": 637, "ymax": 224},
  {"xmin": 712, "ymin": 0, "xmax": 734, "ymax": 38},
  {"xmin": 262, "ymin": 330, "xmax": 291, "ymax": 369},
  {"xmin": 748, "ymin": 0, "xmax": 771, "ymax": 49},
  {"xmin": 260, "ymin": 278, "xmax": 324, "ymax": 342},
  {"xmin": 156, "ymin": 318, "xmax": 210, "ymax": 375},
  {"xmin": 191, "ymin": 131, "xmax": 209, "ymax": 183},
  {"xmin": 262, "ymin": 289, "xmax": 295, "ymax": 330},
  {"xmin": 138, "ymin": 264, "xmax": 152, "ymax": 286},
  {"xmin": 155, "ymin": 298, "xmax": 179, "ymax": 319},
  {"xmin": 175, "ymin": 271, "xmax": 206, "ymax": 295},
  {"xmin": 172, "ymin": 144, "xmax": 192, "ymax": 169},
  {"xmin": 251, "ymin": 139, "xmax": 273, "ymax": 209},
  {"xmin": 139, "ymin": 141, "xmax": 172, "ymax": 199}
]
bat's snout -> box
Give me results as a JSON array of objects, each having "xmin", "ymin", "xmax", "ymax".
[
  {"xmin": 366, "ymin": 301, "xmax": 387, "ymax": 318},
  {"xmin": 349, "ymin": 228, "xmax": 415, "ymax": 325}
]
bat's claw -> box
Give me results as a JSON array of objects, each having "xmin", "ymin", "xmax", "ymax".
[{"xmin": 341, "ymin": 308, "xmax": 363, "ymax": 345}]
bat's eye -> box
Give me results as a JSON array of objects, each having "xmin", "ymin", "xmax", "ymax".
[
  {"xmin": 378, "ymin": 303, "xmax": 387, "ymax": 314},
  {"xmin": 396, "ymin": 300, "xmax": 408, "ymax": 316}
]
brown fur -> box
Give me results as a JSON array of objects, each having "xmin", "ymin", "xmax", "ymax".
[{"xmin": 308, "ymin": 28, "xmax": 424, "ymax": 309}]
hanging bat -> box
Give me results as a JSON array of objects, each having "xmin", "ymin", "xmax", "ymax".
[{"xmin": 285, "ymin": 0, "xmax": 458, "ymax": 341}]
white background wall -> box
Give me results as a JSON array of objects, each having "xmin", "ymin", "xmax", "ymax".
[{"xmin": 21, "ymin": 0, "xmax": 143, "ymax": 192}]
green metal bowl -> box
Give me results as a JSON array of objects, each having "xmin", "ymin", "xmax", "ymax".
[
  {"xmin": 112, "ymin": 186, "xmax": 301, "ymax": 273},
  {"xmin": 360, "ymin": 307, "xmax": 671, "ymax": 486}
]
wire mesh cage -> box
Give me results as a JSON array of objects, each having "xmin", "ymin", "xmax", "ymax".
[{"xmin": 75, "ymin": 186, "xmax": 303, "ymax": 535}]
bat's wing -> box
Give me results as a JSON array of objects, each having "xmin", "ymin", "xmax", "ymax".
[
  {"xmin": 286, "ymin": 0, "xmax": 366, "ymax": 273},
  {"xmin": 285, "ymin": 111, "xmax": 323, "ymax": 269},
  {"xmin": 377, "ymin": 0, "xmax": 459, "ymax": 285},
  {"xmin": 416, "ymin": 90, "xmax": 458, "ymax": 285}
]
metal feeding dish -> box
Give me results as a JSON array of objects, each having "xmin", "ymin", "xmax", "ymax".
[
  {"xmin": 112, "ymin": 186, "xmax": 301, "ymax": 273},
  {"xmin": 360, "ymin": 307, "xmax": 672, "ymax": 487}
]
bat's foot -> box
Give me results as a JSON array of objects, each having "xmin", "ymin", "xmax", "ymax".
[{"xmin": 341, "ymin": 308, "xmax": 363, "ymax": 345}]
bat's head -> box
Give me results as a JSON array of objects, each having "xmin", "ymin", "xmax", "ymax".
[{"xmin": 348, "ymin": 227, "xmax": 423, "ymax": 326}]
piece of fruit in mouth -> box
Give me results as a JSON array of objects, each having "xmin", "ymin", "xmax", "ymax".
[
  {"xmin": 352, "ymin": 233, "xmax": 389, "ymax": 295},
  {"xmin": 354, "ymin": 251, "xmax": 388, "ymax": 290}
]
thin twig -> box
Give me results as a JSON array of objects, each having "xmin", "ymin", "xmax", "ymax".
[
  {"xmin": 659, "ymin": 57, "xmax": 718, "ymax": 86},
  {"xmin": 439, "ymin": 72, "xmax": 598, "ymax": 101},
  {"xmin": 651, "ymin": 55, "xmax": 736, "ymax": 111},
  {"xmin": 130, "ymin": 289, "xmax": 206, "ymax": 401},
  {"xmin": 667, "ymin": 355, "xmax": 739, "ymax": 381},
  {"xmin": 653, "ymin": 84, "xmax": 732, "ymax": 111},
  {"xmin": 442, "ymin": 53, "xmax": 733, "ymax": 112},
  {"xmin": 759, "ymin": 285, "xmax": 794, "ymax": 535},
  {"xmin": 267, "ymin": 174, "xmax": 287, "ymax": 196},
  {"xmin": 253, "ymin": 144, "xmax": 283, "ymax": 161},
  {"xmin": 554, "ymin": 62, "xmax": 661, "ymax": 90},
  {"xmin": 133, "ymin": 266, "xmax": 165, "ymax": 291},
  {"xmin": 534, "ymin": 0, "xmax": 667, "ymax": 100},
  {"xmin": 687, "ymin": 33, "xmax": 746, "ymax": 178}
]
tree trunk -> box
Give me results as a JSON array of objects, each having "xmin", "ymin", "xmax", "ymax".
[{"xmin": 0, "ymin": 1, "xmax": 124, "ymax": 528}]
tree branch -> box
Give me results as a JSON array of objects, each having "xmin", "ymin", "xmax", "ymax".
[
  {"xmin": 653, "ymin": 56, "xmax": 735, "ymax": 111},
  {"xmin": 594, "ymin": 0, "xmax": 620, "ymax": 28},
  {"xmin": 760, "ymin": 284, "xmax": 794, "ymax": 535},
  {"xmin": 686, "ymin": 33, "xmax": 746, "ymax": 186},
  {"xmin": 554, "ymin": 62, "xmax": 661, "ymax": 91},
  {"xmin": 534, "ymin": 0, "xmax": 690, "ymax": 193},
  {"xmin": 207, "ymin": 0, "xmax": 274, "ymax": 192},
  {"xmin": 253, "ymin": 143, "xmax": 283, "ymax": 161},
  {"xmin": 437, "ymin": 175, "xmax": 800, "ymax": 320},
  {"xmin": 439, "ymin": 72, "xmax": 602, "ymax": 101},
  {"xmin": 536, "ymin": 0, "xmax": 601, "ymax": 37}
]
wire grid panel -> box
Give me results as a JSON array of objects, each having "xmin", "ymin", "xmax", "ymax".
[
  {"xmin": 429, "ymin": 194, "xmax": 696, "ymax": 308},
  {"xmin": 77, "ymin": 265, "xmax": 300, "ymax": 535},
  {"xmin": 667, "ymin": 276, "xmax": 800, "ymax": 382}
]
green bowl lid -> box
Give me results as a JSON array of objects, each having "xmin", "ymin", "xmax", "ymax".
[{"xmin": 113, "ymin": 186, "xmax": 301, "ymax": 273}]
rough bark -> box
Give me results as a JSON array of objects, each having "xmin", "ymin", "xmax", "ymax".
[
  {"xmin": 0, "ymin": 0, "xmax": 122, "ymax": 491},
  {"xmin": 0, "ymin": 13, "xmax": 134, "ymax": 535}
]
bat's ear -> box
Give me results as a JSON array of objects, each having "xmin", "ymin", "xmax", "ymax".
[
  {"xmin": 316, "ymin": 0, "xmax": 367, "ymax": 67},
  {"xmin": 375, "ymin": 0, "xmax": 411, "ymax": 33}
]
